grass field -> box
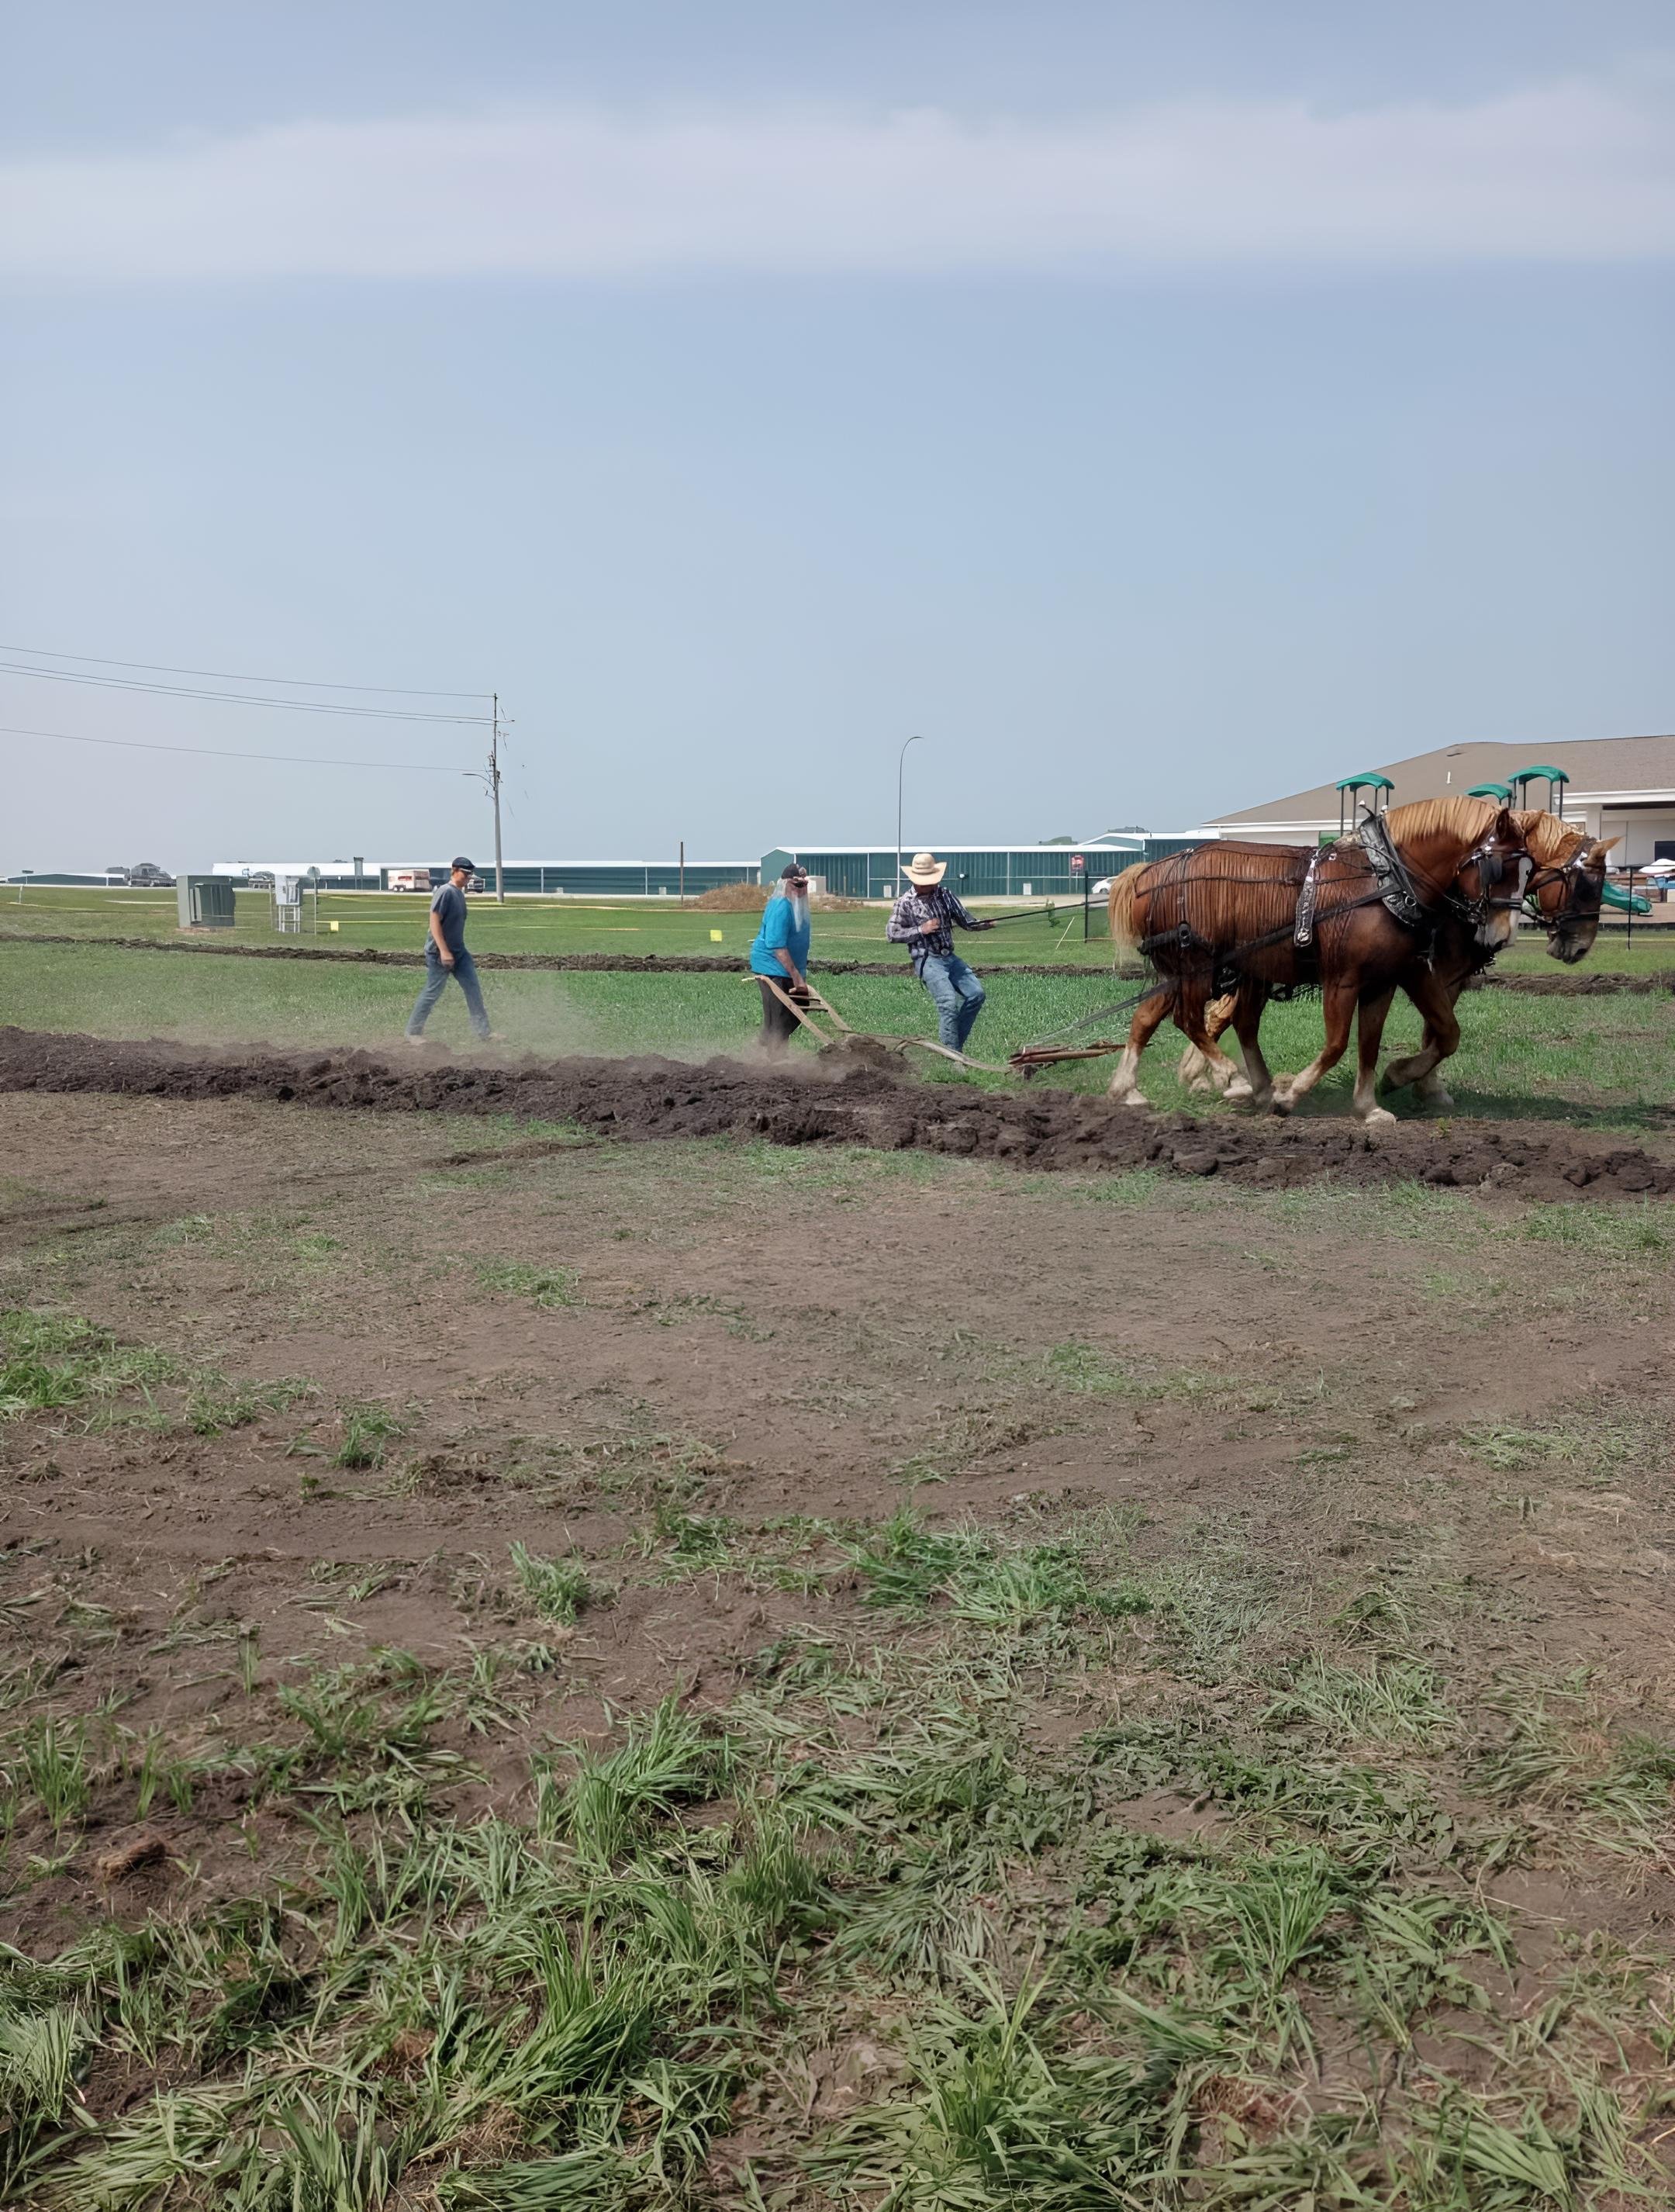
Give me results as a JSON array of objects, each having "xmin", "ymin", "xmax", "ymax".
[
  {"xmin": 2, "ymin": 938, "xmax": 1672, "ymax": 1127},
  {"xmin": 2, "ymin": 1087, "xmax": 1672, "ymax": 2206},
  {"xmin": 0, "ymin": 884, "xmax": 1116, "ymax": 966},
  {"xmin": 5, "ymin": 881, "xmax": 1674, "ymax": 973}
]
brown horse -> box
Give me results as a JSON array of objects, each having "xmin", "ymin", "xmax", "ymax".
[
  {"xmin": 1183, "ymin": 811, "xmax": 1616, "ymax": 1111},
  {"xmin": 1106, "ymin": 797, "xmax": 1532, "ymax": 1122}
]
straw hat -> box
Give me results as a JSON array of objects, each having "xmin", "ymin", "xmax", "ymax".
[{"xmin": 903, "ymin": 851, "xmax": 946, "ymax": 886}]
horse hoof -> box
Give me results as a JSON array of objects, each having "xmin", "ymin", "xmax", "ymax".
[
  {"xmin": 1358, "ymin": 1105, "xmax": 1398, "ymax": 1129},
  {"xmin": 1421, "ymin": 1087, "xmax": 1455, "ymax": 1111},
  {"xmin": 1223, "ymin": 1078, "xmax": 1254, "ymax": 1103},
  {"xmin": 1121, "ymin": 1093, "xmax": 1152, "ymax": 1111}
]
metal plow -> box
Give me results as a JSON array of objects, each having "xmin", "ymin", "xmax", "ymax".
[{"xmin": 751, "ymin": 976, "xmax": 1131, "ymax": 1079}]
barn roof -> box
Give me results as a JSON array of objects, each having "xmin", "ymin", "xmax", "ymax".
[{"xmin": 1210, "ymin": 735, "xmax": 1675, "ymax": 831}]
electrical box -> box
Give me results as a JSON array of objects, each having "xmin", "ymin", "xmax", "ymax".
[{"xmin": 177, "ymin": 876, "xmax": 237, "ymax": 929}]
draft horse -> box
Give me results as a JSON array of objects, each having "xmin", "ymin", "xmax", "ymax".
[
  {"xmin": 1105, "ymin": 797, "xmax": 1532, "ymax": 1123},
  {"xmin": 1182, "ymin": 811, "xmax": 1616, "ymax": 1111}
]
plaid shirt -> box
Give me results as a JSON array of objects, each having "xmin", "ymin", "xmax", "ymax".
[{"xmin": 886, "ymin": 883, "xmax": 985, "ymax": 969}]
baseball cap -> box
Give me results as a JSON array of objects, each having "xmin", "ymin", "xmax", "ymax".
[
  {"xmin": 781, "ymin": 861, "xmax": 809, "ymax": 881},
  {"xmin": 451, "ymin": 855, "xmax": 475, "ymax": 872}
]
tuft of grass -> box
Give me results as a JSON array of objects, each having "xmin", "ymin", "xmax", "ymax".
[
  {"xmin": 12, "ymin": 1715, "xmax": 92, "ymax": 1828},
  {"xmin": 331, "ymin": 1402, "xmax": 408, "ymax": 1470},
  {"xmin": 1262, "ymin": 1655, "xmax": 1458, "ymax": 1746},
  {"xmin": 556, "ymin": 1696, "xmax": 724, "ymax": 1865},
  {"xmin": 508, "ymin": 1542, "xmax": 593, "ymax": 1625},
  {"xmin": 1520, "ymin": 1199, "xmax": 1670, "ymax": 1255},
  {"xmin": 1045, "ymin": 1339, "xmax": 1221, "ymax": 1403},
  {"xmin": 185, "ymin": 1374, "xmax": 317, "ymax": 1436},
  {"xmin": 1458, "ymin": 1402, "xmax": 1659, "ymax": 1478},
  {"xmin": 0, "ymin": 1308, "xmax": 175, "ymax": 1421},
  {"xmin": 844, "ymin": 1509, "xmax": 1148, "ymax": 1627},
  {"xmin": 475, "ymin": 1260, "xmax": 582, "ymax": 1309}
]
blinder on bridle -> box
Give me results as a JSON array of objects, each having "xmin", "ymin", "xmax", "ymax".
[
  {"xmin": 1524, "ymin": 845, "xmax": 1606, "ymax": 938},
  {"xmin": 1455, "ymin": 835, "xmax": 1531, "ymax": 925}
]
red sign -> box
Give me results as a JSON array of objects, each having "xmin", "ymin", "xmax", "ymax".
[{"xmin": 1069, "ymin": 854, "xmax": 1086, "ymax": 872}]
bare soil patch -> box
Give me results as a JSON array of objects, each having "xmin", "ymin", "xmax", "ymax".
[{"xmin": 3, "ymin": 1088, "xmax": 1673, "ymax": 2200}]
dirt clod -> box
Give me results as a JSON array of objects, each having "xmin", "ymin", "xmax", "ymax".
[{"xmin": 94, "ymin": 1830, "xmax": 171, "ymax": 1882}]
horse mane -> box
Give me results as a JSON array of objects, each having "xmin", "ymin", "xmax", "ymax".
[
  {"xmin": 1512, "ymin": 809, "xmax": 1588, "ymax": 865},
  {"xmin": 1383, "ymin": 795, "xmax": 1501, "ymax": 845}
]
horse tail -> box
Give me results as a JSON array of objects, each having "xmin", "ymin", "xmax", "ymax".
[{"xmin": 1108, "ymin": 866, "xmax": 1145, "ymax": 956}]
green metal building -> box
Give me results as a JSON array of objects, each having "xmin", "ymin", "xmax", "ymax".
[{"xmin": 759, "ymin": 837, "xmax": 1202, "ymax": 900}]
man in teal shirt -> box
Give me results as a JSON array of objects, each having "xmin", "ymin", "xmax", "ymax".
[{"xmin": 748, "ymin": 862, "xmax": 813, "ymax": 1051}]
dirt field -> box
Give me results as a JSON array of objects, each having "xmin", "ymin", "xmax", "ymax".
[{"xmin": 2, "ymin": 1052, "xmax": 1673, "ymax": 2206}]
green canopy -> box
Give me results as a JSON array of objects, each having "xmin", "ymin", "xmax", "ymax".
[
  {"xmin": 1466, "ymin": 781, "xmax": 1511, "ymax": 801},
  {"xmin": 1334, "ymin": 772, "xmax": 1394, "ymax": 793}
]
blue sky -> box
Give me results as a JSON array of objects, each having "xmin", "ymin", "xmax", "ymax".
[{"xmin": 2, "ymin": 2, "xmax": 1670, "ymax": 868}]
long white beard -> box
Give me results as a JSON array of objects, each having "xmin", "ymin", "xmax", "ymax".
[{"xmin": 786, "ymin": 894, "xmax": 810, "ymax": 929}]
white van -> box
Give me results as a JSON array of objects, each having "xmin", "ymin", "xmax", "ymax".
[{"xmin": 388, "ymin": 868, "xmax": 433, "ymax": 893}]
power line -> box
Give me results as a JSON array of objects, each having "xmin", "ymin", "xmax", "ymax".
[
  {"xmin": 0, "ymin": 641, "xmax": 489, "ymax": 700},
  {"xmin": 0, "ymin": 723, "xmax": 468, "ymax": 773},
  {"xmin": 0, "ymin": 662, "xmax": 492, "ymax": 724}
]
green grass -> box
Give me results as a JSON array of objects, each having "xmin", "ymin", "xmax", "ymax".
[
  {"xmin": 0, "ymin": 881, "xmax": 1121, "ymax": 965},
  {"xmin": 5, "ymin": 939, "xmax": 1673, "ymax": 1122},
  {"xmin": 0, "ymin": 1308, "xmax": 176, "ymax": 1421},
  {"xmin": 2, "ymin": 1534, "xmax": 1670, "ymax": 2204},
  {"xmin": 475, "ymin": 1260, "xmax": 582, "ymax": 1309},
  {"xmin": 5, "ymin": 878, "xmax": 1674, "ymax": 974},
  {"xmin": 508, "ymin": 1542, "xmax": 595, "ymax": 1625}
]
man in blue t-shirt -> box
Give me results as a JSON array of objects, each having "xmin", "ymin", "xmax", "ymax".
[
  {"xmin": 405, "ymin": 857, "xmax": 493, "ymax": 1043},
  {"xmin": 748, "ymin": 862, "xmax": 813, "ymax": 1051}
]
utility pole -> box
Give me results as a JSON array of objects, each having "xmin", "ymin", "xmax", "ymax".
[
  {"xmin": 489, "ymin": 693, "xmax": 505, "ymax": 904},
  {"xmin": 679, "ymin": 838, "xmax": 686, "ymax": 907}
]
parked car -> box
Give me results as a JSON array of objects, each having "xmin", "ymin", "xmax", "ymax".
[
  {"xmin": 248, "ymin": 871, "xmax": 275, "ymax": 890},
  {"xmin": 130, "ymin": 862, "xmax": 174, "ymax": 887},
  {"xmin": 103, "ymin": 866, "xmax": 131, "ymax": 884},
  {"xmin": 387, "ymin": 868, "xmax": 433, "ymax": 893}
]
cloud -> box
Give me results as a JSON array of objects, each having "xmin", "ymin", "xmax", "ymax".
[{"xmin": 4, "ymin": 78, "xmax": 1673, "ymax": 284}]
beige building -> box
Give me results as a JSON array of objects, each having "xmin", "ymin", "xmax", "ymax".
[{"xmin": 1207, "ymin": 735, "xmax": 1675, "ymax": 864}]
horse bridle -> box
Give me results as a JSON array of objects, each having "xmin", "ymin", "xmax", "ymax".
[
  {"xmin": 1415, "ymin": 835, "xmax": 1533, "ymax": 932},
  {"xmin": 1522, "ymin": 845, "xmax": 1604, "ymax": 939}
]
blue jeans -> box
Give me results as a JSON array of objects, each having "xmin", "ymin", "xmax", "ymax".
[
  {"xmin": 406, "ymin": 947, "xmax": 490, "ymax": 1039},
  {"xmin": 919, "ymin": 952, "xmax": 986, "ymax": 1051}
]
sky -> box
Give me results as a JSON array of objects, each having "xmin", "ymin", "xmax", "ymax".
[{"xmin": 2, "ymin": 2, "xmax": 1670, "ymax": 869}]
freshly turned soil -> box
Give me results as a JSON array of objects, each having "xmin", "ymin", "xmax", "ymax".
[{"xmin": 1, "ymin": 1026, "xmax": 1669, "ymax": 1199}]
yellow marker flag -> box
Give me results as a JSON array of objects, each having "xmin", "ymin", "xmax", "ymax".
[
  {"xmin": 328, "ymin": 920, "xmax": 340, "ymax": 933},
  {"xmin": 709, "ymin": 929, "xmax": 724, "ymax": 942}
]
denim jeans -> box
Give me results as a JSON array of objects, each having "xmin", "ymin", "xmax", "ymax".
[
  {"xmin": 406, "ymin": 946, "xmax": 490, "ymax": 1039},
  {"xmin": 919, "ymin": 952, "xmax": 986, "ymax": 1050}
]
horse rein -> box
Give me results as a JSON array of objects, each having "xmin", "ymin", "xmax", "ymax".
[{"xmin": 1374, "ymin": 832, "xmax": 1532, "ymax": 935}]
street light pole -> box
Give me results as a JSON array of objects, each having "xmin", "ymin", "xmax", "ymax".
[{"xmin": 896, "ymin": 734, "xmax": 924, "ymax": 901}]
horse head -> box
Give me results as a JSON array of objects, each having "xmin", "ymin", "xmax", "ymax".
[
  {"xmin": 1518, "ymin": 814, "xmax": 1616, "ymax": 965},
  {"xmin": 1452, "ymin": 806, "xmax": 1534, "ymax": 953}
]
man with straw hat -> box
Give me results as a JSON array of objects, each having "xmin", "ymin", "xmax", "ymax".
[{"xmin": 886, "ymin": 852, "xmax": 996, "ymax": 1054}]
